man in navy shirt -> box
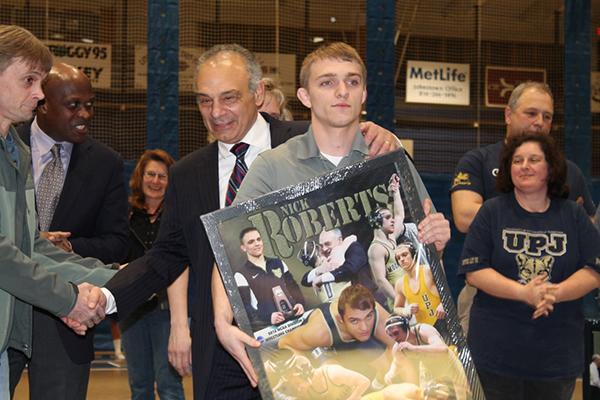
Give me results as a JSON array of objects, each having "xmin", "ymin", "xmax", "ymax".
[{"xmin": 450, "ymin": 81, "xmax": 595, "ymax": 333}]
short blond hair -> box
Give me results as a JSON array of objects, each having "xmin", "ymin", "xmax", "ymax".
[
  {"xmin": 299, "ymin": 42, "xmax": 366, "ymax": 89},
  {"xmin": 0, "ymin": 25, "xmax": 52, "ymax": 74}
]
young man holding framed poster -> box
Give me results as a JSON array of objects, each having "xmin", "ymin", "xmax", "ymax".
[{"xmin": 211, "ymin": 42, "xmax": 452, "ymax": 395}]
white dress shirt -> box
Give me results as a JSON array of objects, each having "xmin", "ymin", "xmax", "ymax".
[
  {"xmin": 217, "ymin": 113, "xmax": 271, "ymax": 208},
  {"xmin": 591, "ymin": 361, "xmax": 600, "ymax": 388},
  {"xmin": 30, "ymin": 117, "xmax": 74, "ymax": 189},
  {"xmin": 103, "ymin": 113, "xmax": 272, "ymax": 314}
]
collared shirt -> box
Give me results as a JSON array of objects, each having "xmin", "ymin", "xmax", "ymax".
[
  {"xmin": 234, "ymin": 126, "xmax": 369, "ymax": 203},
  {"xmin": 30, "ymin": 117, "xmax": 74, "ymax": 190},
  {"xmin": 2, "ymin": 131, "xmax": 20, "ymax": 169},
  {"xmin": 591, "ymin": 362, "xmax": 600, "ymax": 388},
  {"xmin": 217, "ymin": 113, "xmax": 271, "ymax": 208},
  {"xmin": 103, "ymin": 113, "xmax": 274, "ymax": 314}
]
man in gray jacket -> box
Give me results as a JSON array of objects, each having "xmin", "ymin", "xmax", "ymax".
[{"xmin": 0, "ymin": 25, "xmax": 112, "ymax": 398}]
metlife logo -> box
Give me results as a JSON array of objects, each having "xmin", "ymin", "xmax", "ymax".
[{"xmin": 405, "ymin": 60, "xmax": 470, "ymax": 106}]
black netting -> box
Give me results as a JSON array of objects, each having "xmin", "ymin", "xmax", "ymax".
[
  {"xmin": 179, "ymin": 1, "xmax": 368, "ymax": 155},
  {"xmin": 394, "ymin": 0, "xmax": 565, "ymax": 174},
  {"xmin": 1, "ymin": 1, "xmax": 148, "ymax": 161},
  {"xmin": 2, "ymin": 1, "xmax": 593, "ymax": 178}
]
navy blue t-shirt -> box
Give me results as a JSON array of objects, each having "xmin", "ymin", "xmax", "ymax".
[
  {"xmin": 450, "ymin": 140, "xmax": 595, "ymax": 215},
  {"xmin": 459, "ymin": 193, "xmax": 600, "ymax": 379}
]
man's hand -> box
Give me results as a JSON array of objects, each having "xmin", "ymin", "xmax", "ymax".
[
  {"xmin": 313, "ymin": 264, "xmax": 326, "ymax": 276},
  {"xmin": 214, "ymin": 321, "xmax": 261, "ymax": 387},
  {"xmin": 393, "ymin": 341, "xmax": 415, "ymax": 352},
  {"xmin": 312, "ymin": 274, "xmax": 325, "ymax": 289},
  {"xmin": 168, "ymin": 322, "xmax": 192, "ymax": 376},
  {"xmin": 66, "ymin": 283, "xmax": 107, "ymax": 329},
  {"xmin": 293, "ymin": 303, "xmax": 304, "ymax": 316},
  {"xmin": 388, "ymin": 173, "xmax": 400, "ymax": 193},
  {"xmin": 61, "ymin": 317, "xmax": 88, "ymax": 336},
  {"xmin": 407, "ymin": 303, "xmax": 419, "ymax": 315},
  {"xmin": 418, "ymin": 199, "xmax": 451, "ymax": 253},
  {"xmin": 271, "ymin": 311, "xmax": 286, "ymax": 325},
  {"xmin": 435, "ymin": 303, "xmax": 446, "ymax": 319},
  {"xmin": 359, "ymin": 121, "xmax": 401, "ymax": 157},
  {"xmin": 41, "ymin": 230, "xmax": 72, "ymax": 252}
]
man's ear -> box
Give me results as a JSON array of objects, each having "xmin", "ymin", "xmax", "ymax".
[
  {"xmin": 297, "ymin": 87, "xmax": 312, "ymax": 109},
  {"xmin": 504, "ymin": 106, "xmax": 512, "ymax": 126},
  {"xmin": 254, "ymin": 79, "xmax": 265, "ymax": 107}
]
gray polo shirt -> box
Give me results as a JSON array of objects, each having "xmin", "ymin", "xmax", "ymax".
[
  {"xmin": 235, "ymin": 127, "xmax": 430, "ymax": 204},
  {"xmin": 235, "ymin": 127, "xmax": 368, "ymax": 202}
]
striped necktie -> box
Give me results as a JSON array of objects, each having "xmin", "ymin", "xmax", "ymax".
[
  {"xmin": 225, "ymin": 142, "xmax": 250, "ymax": 206},
  {"xmin": 37, "ymin": 144, "xmax": 65, "ymax": 231}
]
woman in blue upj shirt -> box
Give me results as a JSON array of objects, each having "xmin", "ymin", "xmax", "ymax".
[{"xmin": 459, "ymin": 133, "xmax": 600, "ymax": 400}]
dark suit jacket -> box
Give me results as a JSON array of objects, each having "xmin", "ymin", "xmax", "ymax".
[
  {"xmin": 105, "ymin": 113, "xmax": 308, "ymax": 398},
  {"xmin": 18, "ymin": 122, "xmax": 129, "ymax": 363}
]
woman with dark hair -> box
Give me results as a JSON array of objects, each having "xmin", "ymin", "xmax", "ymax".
[
  {"xmin": 459, "ymin": 133, "xmax": 600, "ymax": 400},
  {"xmin": 120, "ymin": 149, "xmax": 186, "ymax": 399}
]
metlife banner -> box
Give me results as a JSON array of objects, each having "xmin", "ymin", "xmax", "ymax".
[
  {"xmin": 45, "ymin": 40, "xmax": 111, "ymax": 89},
  {"xmin": 405, "ymin": 60, "xmax": 470, "ymax": 106}
]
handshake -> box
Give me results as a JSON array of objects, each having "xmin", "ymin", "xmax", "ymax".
[{"xmin": 61, "ymin": 283, "xmax": 108, "ymax": 335}]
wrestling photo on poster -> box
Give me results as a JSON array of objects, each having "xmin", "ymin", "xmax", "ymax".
[{"xmin": 202, "ymin": 149, "xmax": 484, "ymax": 400}]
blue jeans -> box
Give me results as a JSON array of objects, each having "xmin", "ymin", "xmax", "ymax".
[
  {"xmin": 120, "ymin": 304, "xmax": 184, "ymax": 400},
  {"xmin": 0, "ymin": 351, "xmax": 9, "ymax": 400}
]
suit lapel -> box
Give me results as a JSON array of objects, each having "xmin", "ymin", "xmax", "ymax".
[
  {"xmin": 261, "ymin": 111, "xmax": 309, "ymax": 147},
  {"xmin": 263, "ymin": 112, "xmax": 288, "ymax": 147},
  {"xmin": 270, "ymin": 120, "xmax": 289, "ymax": 147},
  {"xmin": 198, "ymin": 142, "xmax": 220, "ymax": 211}
]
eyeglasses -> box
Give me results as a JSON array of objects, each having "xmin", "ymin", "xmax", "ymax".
[{"xmin": 144, "ymin": 171, "xmax": 168, "ymax": 181}]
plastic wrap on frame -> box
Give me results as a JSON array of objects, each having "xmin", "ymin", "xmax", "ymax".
[
  {"xmin": 202, "ymin": 149, "xmax": 485, "ymax": 400},
  {"xmin": 395, "ymin": 150, "xmax": 485, "ymax": 400}
]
